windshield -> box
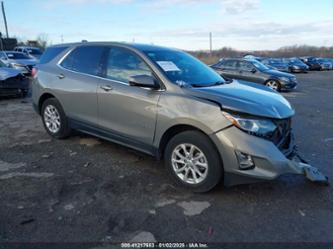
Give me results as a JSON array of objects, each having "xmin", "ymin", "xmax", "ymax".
[
  {"xmin": 5, "ymin": 52, "xmax": 31, "ymax": 59},
  {"xmin": 251, "ymin": 60, "xmax": 270, "ymax": 71},
  {"xmin": 144, "ymin": 50, "xmax": 225, "ymax": 87}
]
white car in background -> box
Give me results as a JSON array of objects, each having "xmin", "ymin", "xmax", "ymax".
[
  {"xmin": 0, "ymin": 60, "xmax": 29, "ymax": 97},
  {"xmin": 14, "ymin": 46, "xmax": 43, "ymax": 59},
  {"xmin": 0, "ymin": 51, "xmax": 38, "ymax": 76}
]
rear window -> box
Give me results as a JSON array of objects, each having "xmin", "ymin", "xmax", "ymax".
[{"xmin": 39, "ymin": 46, "xmax": 68, "ymax": 64}]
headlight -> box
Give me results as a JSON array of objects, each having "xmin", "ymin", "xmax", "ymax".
[
  {"xmin": 222, "ymin": 111, "xmax": 277, "ymax": 136},
  {"xmin": 10, "ymin": 63, "xmax": 25, "ymax": 68},
  {"xmin": 279, "ymin": 77, "xmax": 290, "ymax": 82}
]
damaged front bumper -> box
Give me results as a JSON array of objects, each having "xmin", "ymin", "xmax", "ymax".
[
  {"xmin": 0, "ymin": 75, "xmax": 29, "ymax": 97},
  {"xmin": 211, "ymin": 126, "xmax": 328, "ymax": 187}
]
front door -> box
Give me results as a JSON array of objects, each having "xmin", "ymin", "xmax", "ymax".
[
  {"xmin": 97, "ymin": 46, "xmax": 161, "ymax": 147},
  {"xmin": 238, "ymin": 61, "xmax": 260, "ymax": 83}
]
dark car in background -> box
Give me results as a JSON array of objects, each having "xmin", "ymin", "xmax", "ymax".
[
  {"xmin": 0, "ymin": 51, "xmax": 38, "ymax": 76},
  {"xmin": 0, "ymin": 60, "xmax": 29, "ymax": 97},
  {"xmin": 261, "ymin": 58, "xmax": 290, "ymax": 72},
  {"xmin": 316, "ymin": 58, "xmax": 333, "ymax": 70},
  {"xmin": 300, "ymin": 57, "xmax": 322, "ymax": 71},
  {"xmin": 210, "ymin": 58, "xmax": 297, "ymax": 91},
  {"xmin": 285, "ymin": 58, "xmax": 309, "ymax": 73}
]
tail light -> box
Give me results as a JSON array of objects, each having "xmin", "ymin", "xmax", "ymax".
[{"xmin": 31, "ymin": 67, "xmax": 38, "ymax": 78}]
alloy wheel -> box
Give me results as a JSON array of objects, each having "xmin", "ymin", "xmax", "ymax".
[
  {"xmin": 43, "ymin": 104, "xmax": 61, "ymax": 133},
  {"xmin": 171, "ymin": 143, "xmax": 208, "ymax": 184},
  {"xmin": 266, "ymin": 80, "xmax": 279, "ymax": 91}
]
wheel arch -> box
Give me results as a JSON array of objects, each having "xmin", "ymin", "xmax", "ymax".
[
  {"xmin": 157, "ymin": 124, "xmax": 223, "ymax": 166},
  {"xmin": 38, "ymin": 92, "xmax": 56, "ymax": 115}
]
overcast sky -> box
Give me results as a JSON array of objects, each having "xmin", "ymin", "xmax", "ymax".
[{"xmin": 3, "ymin": 0, "xmax": 333, "ymax": 50}]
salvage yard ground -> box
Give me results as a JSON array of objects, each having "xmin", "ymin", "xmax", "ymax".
[{"xmin": 0, "ymin": 71, "xmax": 333, "ymax": 243}]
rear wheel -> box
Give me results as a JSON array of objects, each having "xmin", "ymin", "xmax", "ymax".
[
  {"xmin": 41, "ymin": 98, "xmax": 71, "ymax": 139},
  {"xmin": 164, "ymin": 130, "xmax": 223, "ymax": 192},
  {"xmin": 265, "ymin": 80, "xmax": 281, "ymax": 92}
]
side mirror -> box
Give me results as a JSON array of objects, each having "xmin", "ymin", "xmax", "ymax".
[
  {"xmin": 251, "ymin": 68, "xmax": 257, "ymax": 73},
  {"xmin": 129, "ymin": 75, "xmax": 158, "ymax": 89}
]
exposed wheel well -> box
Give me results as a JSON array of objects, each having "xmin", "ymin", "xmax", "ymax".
[
  {"xmin": 38, "ymin": 93, "xmax": 55, "ymax": 114},
  {"xmin": 158, "ymin": 125, "xmax": 211, "ymax": 159}
]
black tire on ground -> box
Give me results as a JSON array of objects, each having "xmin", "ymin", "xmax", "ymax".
[
  {"xmin": 164, "ymin": 130, "xmax": 223, "ymax": 193},
  {"xmin": 41, "ymin": 98, "xmax": 71, "ymax": 139}
]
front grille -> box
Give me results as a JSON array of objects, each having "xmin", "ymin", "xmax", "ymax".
[
  {"xmin": 1, "ymin": 75, "xmax": 28, "ymax": 89},
  {"xmin": 267, "ymin": 118, "xmax": 295, "ymax": 157}
]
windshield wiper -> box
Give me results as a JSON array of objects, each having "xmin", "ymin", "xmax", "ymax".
[{"xmin": 192, "ymin": 81, "xmax": 225, "ymax": 88}]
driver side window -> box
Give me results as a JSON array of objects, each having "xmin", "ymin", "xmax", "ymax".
[{"xmin": 106, "ymin": 47, "xmax": 153, "ymax": 83}]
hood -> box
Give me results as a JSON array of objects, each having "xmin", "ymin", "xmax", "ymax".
[
  {"xmin": 290, "ymin": 62, "xmax": 307, "ymax": 67},
  {"xmin": 0, "ymin": 67, "xmax": 21, "ymax": 80},
  {"xmin": 270, "ymin": 62, "xmax": 288, "ymax": 67},
  {"xmin": 7, "ymin": 59, "xmax": 37, "ymax": 66},
  {"xmin": 263, "ymin": 69, "xmax": 294, "ymax": 78},
  {"xmin": 186, "ymin": 81, "xmax": 295, "ymax": 119}
]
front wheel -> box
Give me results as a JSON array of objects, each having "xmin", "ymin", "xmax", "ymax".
[
  {"xmin": 164, "ymin": 130, "xmax": 223, "ymax": 193},
  {"xmin": 265, "ymin": 80, "xmax": 281, "ymax": 92},
  {"xmin": 41, "ymin": 98, "xmax": 71, "ymax": 139}
]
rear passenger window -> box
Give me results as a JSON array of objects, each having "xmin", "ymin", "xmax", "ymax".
[
  {"xmin": 105, "ymin": 47, "xmax": 152, "ymax": 83},
  {"xmin": 40, "ymin": 46, "xmax": 68, "ymax": 64},
  {"xmin": 222, "ymin": 60, "xmax": 237, "ymax": 69},
  {"xmin": 60, "ymin": 46, "xmax": 105, "ymax": 76}
]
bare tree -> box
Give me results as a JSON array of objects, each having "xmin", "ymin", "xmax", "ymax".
[{"xmin": 36, "ymin": 33, "xmax": 49, "ymax": 49}]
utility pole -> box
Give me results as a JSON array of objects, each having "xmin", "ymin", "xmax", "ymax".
[
  {"xmin": 1, "ymin": 1, "xmax": 9, "ymax": 38},
  {"xmin": 209, "ymin": 32, "xmax": 212, "ymax": 54}
]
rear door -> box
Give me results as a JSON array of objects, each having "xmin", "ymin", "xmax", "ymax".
[
  {"xmin": 216, "ymin": 60, "xmax": 239, "ymax": 80},
  {"xmin": 55, "ymin": 45, "xmax": 105, "ymax": 125},
  {"xmin": 97, "ymin": 46, "xmax": 160, "ymax": 147}
]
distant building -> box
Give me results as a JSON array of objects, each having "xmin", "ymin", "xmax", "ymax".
[
  {"xmin": 27, "ymin": 40, "xmax": 39, "ymax": 47},
  {"xmin": 0, "ymin": 37, "xmax": 17, "ymax": 50}
]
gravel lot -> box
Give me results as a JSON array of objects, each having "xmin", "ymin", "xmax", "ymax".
[{"xmin": 0, "ymin": 71, "xmax": 332, "ymax": 244}]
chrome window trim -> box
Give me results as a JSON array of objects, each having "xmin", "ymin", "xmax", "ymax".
[{"xmin": 56, "ymin": 46, "xmax": 165, "ymax": 91}]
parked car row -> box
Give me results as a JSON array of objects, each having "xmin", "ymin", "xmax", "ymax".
[
  {"xmin": 244, "ymin": 55, "xmax": 333, "ymax": 72},
  {"xmin": 210, "ymin": 55, "xmax": 333, "ymax": 92},
  {"xmin": 0, "ymin": 46, "xmax": 42, "ymax": 98}
]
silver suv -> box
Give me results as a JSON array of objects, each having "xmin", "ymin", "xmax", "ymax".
[{"xmin": 32, "ymin": 42, "xmax": 326, "ymax": 192}]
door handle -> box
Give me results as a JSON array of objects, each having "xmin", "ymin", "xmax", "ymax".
[
  {"xmin": 57, "ymin": 73, "xmax": 65, "ymax": 79},
  {"xmin": 100, "ymin": 85, "xmax": 113, "ymax": 92}
]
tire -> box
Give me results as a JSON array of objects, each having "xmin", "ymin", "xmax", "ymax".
[
  {"xmin": 21, "ymin": 90, "xmax": 28, "ymax": 98},
  {"xmin": 41, "ymin": 98, "xmax": 71, "ymax": 139},
  {"xmin": 265, "ymin": 79, "xmax": 281, "ymax": 92},
  {"xmin": 164, "ymin": 130, "xmax": 223, "ymax": 193}
]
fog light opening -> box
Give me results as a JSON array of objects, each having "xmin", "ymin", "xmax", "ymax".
[{"xmin": 235, "ymin": 151, "xmax": 255, "ymax": 170}]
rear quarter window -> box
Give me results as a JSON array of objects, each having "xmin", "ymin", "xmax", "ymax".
[
  {"xmin": 39, "ymin": 46, "xmax": 68, "ymax": 64},
  {"xmin": 60, "ymin": 46, "xmax": 105, "ymax": 76}
]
